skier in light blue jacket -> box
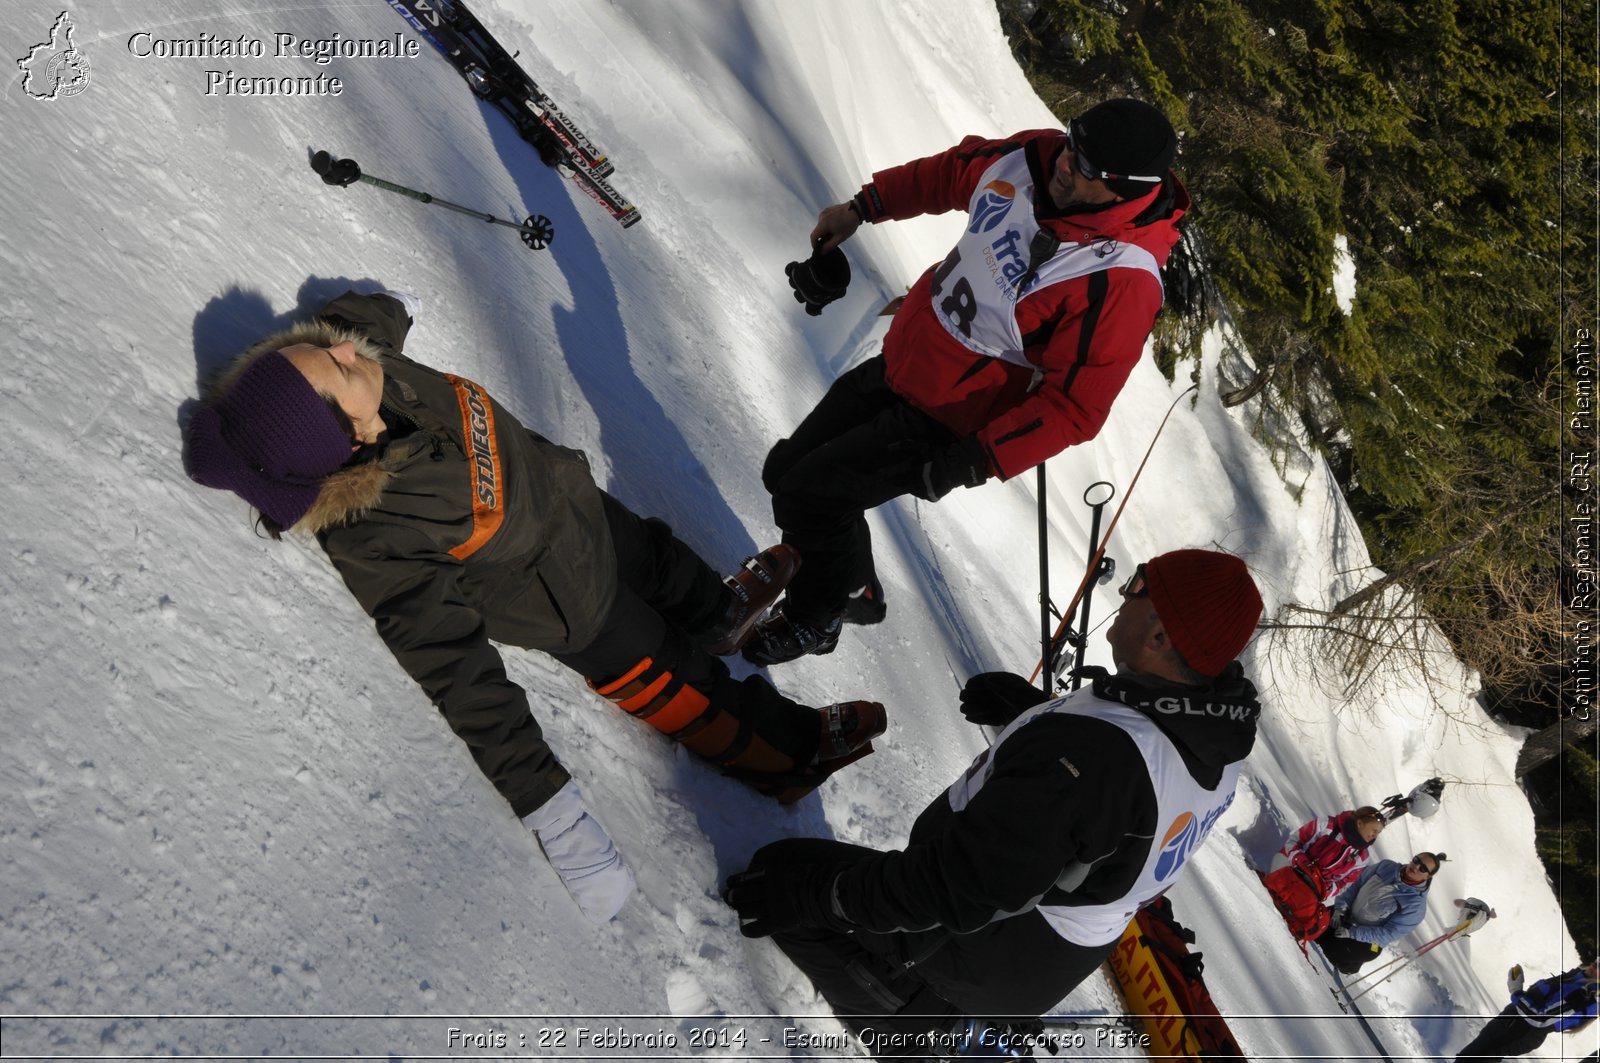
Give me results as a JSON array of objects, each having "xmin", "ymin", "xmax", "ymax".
[{"xmin": 1316, "ymin": 852, "xmax": 1442, "ymax": 973}]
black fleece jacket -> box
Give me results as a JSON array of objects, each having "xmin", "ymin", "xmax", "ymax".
[{"xmin": 832, "ymin": 665, "xmax": 1260, "ymax": 936}]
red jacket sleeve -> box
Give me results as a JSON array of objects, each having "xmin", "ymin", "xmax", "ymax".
[
  {"xmin": 858, "ymin": 130, "xmax": 1064, "ymax": 224},
  {"xmin": 1284, "ymin": 816, "xmax": 1322, "ymax": 857}
]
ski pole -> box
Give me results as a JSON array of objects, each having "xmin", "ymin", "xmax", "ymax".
[
  {"xmin": 1027, "ymin": 384, "xmax": 1198, "ymax": 684},
  {"xmin": 309, "ymin": 149, "xmax": 555, "ymax": 251},
  {"xmin": 1040, "ymin": 480, "xmax": 1115, "ymax": 689},
  {"xmin": 1339, "ymin": 950, "xmax": 1413, "ymax": 992},
  {"xmin": 1347, "ymin": 952, "xmax": 1424, "ymax": 1003},
  {"xmin": 1342, "ymin": 919, "xmax": 1475, "ymax": 1001},
  {"xmin": 1412, "ymin": 923, "xmax": 1472, "ymax": 958},
  {"xmin": 1065, "ymin": 481, "xmax": 1115, "ymax": 690},
  {"xmin": 1341, "ymin": 919, "xmax": 1472, "ymax": 990},
  {"xmin": 1036, "ymin": 466, "xmax": 1051, "ymax": 695}
]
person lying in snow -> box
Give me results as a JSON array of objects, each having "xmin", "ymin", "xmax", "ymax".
[{"xmin": 183, "ymin": 288, "xmax": 884, "ymax": 923}]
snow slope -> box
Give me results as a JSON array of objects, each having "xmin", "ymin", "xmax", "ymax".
[{"xmin": 1, "ymin": 0, "xmax": 1589, "ymax": 1059}]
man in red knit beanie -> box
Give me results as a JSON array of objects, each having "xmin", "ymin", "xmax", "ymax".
[{"xmin": 725, "ymin": 547, "xmax": 1263, "ymax": 1059}]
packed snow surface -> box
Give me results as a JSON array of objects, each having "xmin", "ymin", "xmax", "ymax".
[{"xmin": 1, "ymin": 1, "xmax": 1588, "ymax": 1060}]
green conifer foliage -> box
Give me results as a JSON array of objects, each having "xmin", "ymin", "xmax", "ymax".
[
  {"xmin": 1004, "ymin": 0, "xmax": 1593, "ymax": 945},
  {"xmin": 1008, "ymin": 0, "xmax": 1587, "ymax": 670}
]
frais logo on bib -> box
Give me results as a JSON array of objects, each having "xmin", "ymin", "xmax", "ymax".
[{"xmin": 968, "ymin": 180, "xmax": 1016, "ymax": 234}]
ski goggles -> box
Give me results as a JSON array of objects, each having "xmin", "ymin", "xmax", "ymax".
[
  {"xmin": 1068, "ymin": 119, "xmax": 1165, "ymax": 185},
  {"xmin": 1118, "ymin": 563, "xmax": 1149, "ymax": 599}
]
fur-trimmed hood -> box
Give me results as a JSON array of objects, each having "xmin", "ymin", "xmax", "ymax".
[
  {"xmin": 298, "ymin": 455, "xmax": 392, "ymax": 536},
  {"xmin": 203, "ymin": 319, "xmax": 395, "ymax": 536},
  {"xmin": 200, "ymin": 288, "xmax": 622, "ymax": 663}
]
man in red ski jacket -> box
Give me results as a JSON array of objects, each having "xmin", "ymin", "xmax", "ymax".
[{"xmin": 746, "ymin": 98, "xmax": 1190, "ymax": 665}]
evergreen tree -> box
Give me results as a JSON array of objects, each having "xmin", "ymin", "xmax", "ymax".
[
  {"xmin": 1004, "ymin": 0, "xmax": 1587, "ymax": 700},
  {"xmin": 1000, "ymin": 0, "xmax": 1594, "ymax": 944}
]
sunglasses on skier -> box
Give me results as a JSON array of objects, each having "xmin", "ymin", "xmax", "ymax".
[
  {"xmin": 1118, "ymin": 563, "xmax": 1149, "ymax": 599},
  {"xmin": 1408, "ymin": 855, "xmax": 1440, "ymax": 876},
  {"xmin": 1068, "ymin": 118, "xmax": 1165, "ymax": 185}
]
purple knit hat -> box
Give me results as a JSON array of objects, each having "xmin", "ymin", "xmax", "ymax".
[{"xmin": 186, "ymin": 351, "xmax": 353, "ymax": 528}]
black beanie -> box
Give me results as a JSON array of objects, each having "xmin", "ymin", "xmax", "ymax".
[{"xmin": 1072, "ymin": 98, "xmax": 1177, "ymax": 199}]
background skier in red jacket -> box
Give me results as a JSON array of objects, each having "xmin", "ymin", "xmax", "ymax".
[
  {"xmin": 1261, "ymin": 805, "xmax": 1385, "ymax": 941},
  {"xmin": 1275, "ymin": 806, "xmax": 1387, "ymax": 903},
  {"xmin": 746, "ymin": 98, "xmax": 1190, "ymax": 665}
]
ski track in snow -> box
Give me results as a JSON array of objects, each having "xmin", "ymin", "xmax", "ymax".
[{"xmin": 1, "ymin": 0, "xmax": 1587, "ymax": 1059}]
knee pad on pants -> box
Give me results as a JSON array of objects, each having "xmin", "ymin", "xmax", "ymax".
[{"xmin": 589, "ymin": 656, "xmax": 799, "ymax": 774}]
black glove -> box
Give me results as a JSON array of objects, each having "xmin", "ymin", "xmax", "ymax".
[
  {"xmin": 310, "ymin": 150, "xmax": 362, "ymax": 187},
  {"xmin": 785, "ymin": 246, "xmax": 851, "ymax": 316},
  {"xmin": 722, "ymin": 863, "xmax": 848, "ymax": 938},
  {"xmin": 920, "ymin": 436, "xmax": 991, "ymax": 501},
  {"xmin": 960, "ymin": 671, "xmax": 1050, "ymax": 728}
]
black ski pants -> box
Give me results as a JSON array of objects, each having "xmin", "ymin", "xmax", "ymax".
[
  {"xmin": 754, "ymin": 838, "xmax": 1114, "ymax": 1062},
  {"xmin": 553, "ymin": 492, "xmax": 818, "ymax": 762},
  {"xmin": 762, "ymin": 357, "xmax": 958, "ymax": 627},
  {"xmin": 1452, "ymin": 1006, "xmax": 1549, "ymax": 1061},
  {"xmin": 1314, "ymin": 926, "xmax": 1383, "ymax": 974}
]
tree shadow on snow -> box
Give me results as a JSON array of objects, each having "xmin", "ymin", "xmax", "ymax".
[
  {"xmin": 475, "ymin": 118, "xmax": 756, "ymax": 571},
  {"xmin": 1229, "ymin": 775, "xmax": 1291, "ymax": 870},
  {"xmin": 463, "ymin": 101, "xmax": 853, "ymax": 860}
]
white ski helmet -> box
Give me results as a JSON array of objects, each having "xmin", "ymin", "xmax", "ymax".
[{"xmin": 1406, "ymin": 787, "xmax": 1441, "ymax": 819}]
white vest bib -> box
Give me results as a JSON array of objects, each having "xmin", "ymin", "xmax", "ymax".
[
  {"xmin": 947, "ymin": 688, "xmax": 1239, "ymax": 947},
  {"xmin": 928, "ymin": 150, "xmax": 1163, "ymax": 368}
]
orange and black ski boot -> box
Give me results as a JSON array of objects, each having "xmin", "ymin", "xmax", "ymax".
[{"xmin": 754, "ymin": 700, "xmax": 887, "ymax": 805}]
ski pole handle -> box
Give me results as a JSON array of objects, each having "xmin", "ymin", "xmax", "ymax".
[
  {"xmin": 1065, "ymin": 481, "xmax": 1115, "ymax": 690},
  {"xmin": 309, "ymin": 149, "xmax": 361, "ymax": 187},
  {"xmin": 358, "ymin": 174, "xmax": 435, "ymax": 205}
]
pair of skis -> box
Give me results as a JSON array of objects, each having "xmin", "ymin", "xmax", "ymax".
[{"xmin": 386, "ymin": 0, "xmax": 640, "ymax": 228}]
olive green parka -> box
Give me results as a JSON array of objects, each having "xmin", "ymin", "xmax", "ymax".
[{"xmin": 272, "ymin": 291, "xmax": 615, "ymax": 815}]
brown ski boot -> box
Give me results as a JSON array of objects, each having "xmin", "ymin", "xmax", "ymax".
[
  {"xmin": 773, "ymin": 701, "xmax": 888, "ymax": 805},
  {"xmin": 705, "ymin": 544, "xmax": 801, "ymax": 656}
]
